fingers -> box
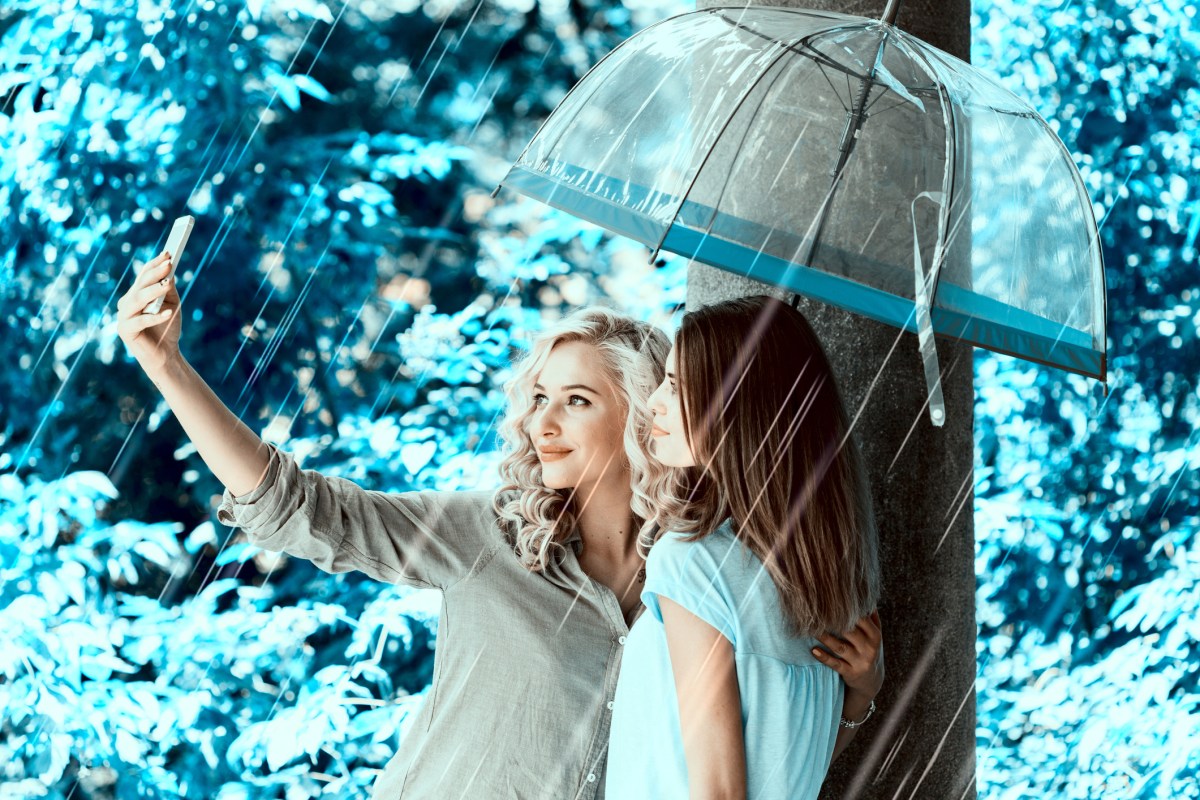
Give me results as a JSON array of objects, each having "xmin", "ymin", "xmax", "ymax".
[
  {"xmin": 864, "ymin": 617, "xmax": 883, "ymax": 649},
  {"xmin": 810, "ymin": 646, "xmax": 846, "ymax": 675},
  {"xmin": 136, "ymin": 274, "xmax": 175, "ymax": 312},
  {"xmin": 852, "ymin": 610, "xmax": 879, "ymax": 633},
  {"xmin": 816, "ymin": 631, "xmax": 849, "ymax": 655},
  {"xmin": 823, "ymin": 624, "xmax": 875, "ymax": 656},
  {"xmin": 120, "ymin": 307, "xmax": 174, "ymax": 334},
  {"xmin": 840, "ymin": 625, "xmax": 871, "ymax": 650},
  {"xmin": 139, "ymin": 250, "xmax": 170, "ymax": 274},
  {"xmin": 135, "ymin": 253, "xmax": 173, "ymax": 291},
  {"xmin": 851, "ymin": 611, "xmax": 882, "ymax": 642},
  {"xmin": 118, "ymin": 271, "xmax": 174, "ymax": 317}
]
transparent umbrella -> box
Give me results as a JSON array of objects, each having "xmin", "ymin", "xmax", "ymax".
[{"xmin": 493, "ymin": 4, "xmax": 1107, "ymax": 426}]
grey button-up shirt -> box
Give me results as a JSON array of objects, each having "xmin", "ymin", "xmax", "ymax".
[{"xmin": 217, "ymin": 444, "xmax": 641, "ymax": 799}]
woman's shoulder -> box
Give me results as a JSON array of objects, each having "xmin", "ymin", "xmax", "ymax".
[
  {"xmin": 654, "ymin": 519, "xmax": 740, "ymax": 551},
  {"xmin": 646, "ymin": 521, "xmax": 741, "ymax": 573},
  {"xmin": 418, "ymin": 487, "xmax": 503, "ymax": 511},
  {"xmin": 415, "ymin": 488, "xmax": 512, "ymax": 538}
]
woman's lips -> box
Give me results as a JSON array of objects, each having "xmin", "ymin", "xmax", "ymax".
[
  {"xmin": 651, "ymin": 427, "xmax": 668, "ymax": 437},
  {"xmin": 539, "ymin": 449, "xmax": 572, "ymax": 462}
]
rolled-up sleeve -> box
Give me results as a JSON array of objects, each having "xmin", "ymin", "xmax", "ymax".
[{"xmin": 216, "ymin": 444, "xmax": 498, "ymax": 590}]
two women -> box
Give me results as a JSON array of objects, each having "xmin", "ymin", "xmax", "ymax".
[{"xmin": 116, "ymin": 253, "xmax": 880, "ymax": 798}]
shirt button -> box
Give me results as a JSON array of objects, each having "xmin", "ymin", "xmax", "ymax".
[
  {"xmin": 587, "ymin": 774, "xmax": 596, "ymax": 783},
  {"xmin": 618, "ymin": 635, "xmax": 627, "ymax": 645},
  {"xmin": 607, "ymin": 701, "xmax": 614, "ymax": 710}
]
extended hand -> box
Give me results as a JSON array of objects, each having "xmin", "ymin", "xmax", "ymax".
[
  {"xmin": 117, "ymin": 251, "xmax": 182, "ymax": 373},
  {"xmin": 812, "ymin": 609, "xmax": 884, "ymax": 701}
]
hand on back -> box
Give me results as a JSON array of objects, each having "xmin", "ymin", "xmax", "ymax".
[{"xmin": 812, "ymin": 609, "xmax": 884, "ymax": 701}]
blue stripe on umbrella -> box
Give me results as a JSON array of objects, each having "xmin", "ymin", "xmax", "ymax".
[{"xmin": 503, "ymin": 163, "xmax": 1104, "ymax": 381}]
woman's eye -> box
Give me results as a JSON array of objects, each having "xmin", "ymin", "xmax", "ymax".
[
  {"xmin": 533, "ymin": 393, "xmax": 548, "ymax": 406},
  {"xmin": 668, "ymin": 382, "xmax": 676, "ymax": 395},
  {"xmin": 568, "ymin": 395, "xmax": 590, "ymax": 406}
]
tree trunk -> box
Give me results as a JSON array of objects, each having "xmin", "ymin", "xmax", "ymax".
[{"xmin": 689, "ymin": 2, "xmax": 976, "ymax": 798}]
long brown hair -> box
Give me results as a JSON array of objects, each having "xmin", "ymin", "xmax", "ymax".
[{"xmin": 654, "ymin": 295, "xmax": 880, "ymax": 637}]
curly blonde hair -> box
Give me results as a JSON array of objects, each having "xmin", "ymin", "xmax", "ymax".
[{"xmin": 493, "ymin": 307, "xmax": 672, "ymax": 573}]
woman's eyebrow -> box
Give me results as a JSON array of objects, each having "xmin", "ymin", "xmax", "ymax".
[{"xmin": 533, "ymin": 382, "xmax": 599, "ymax": 393}]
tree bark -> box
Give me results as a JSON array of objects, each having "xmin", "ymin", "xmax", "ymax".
[{"xmin": 689, "ymin": 2, "xmax": 976, "ymax": 798}]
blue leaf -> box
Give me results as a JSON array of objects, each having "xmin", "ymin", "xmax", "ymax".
[
  {"xmin": 265, "ymin": 69, "xmax": 301, "ymax": 111},
  {"xmin": 215, "ymin": 541, "xmax": 261, "ymax": 566},
  {"xmin": 292, "ymin": 73, "xmax": 332, "ymax": 102}
]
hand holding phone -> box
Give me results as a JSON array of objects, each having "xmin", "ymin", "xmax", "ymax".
[{"xmin": 142, "ymin": 215, "xmax": 194, "ymax": 315}]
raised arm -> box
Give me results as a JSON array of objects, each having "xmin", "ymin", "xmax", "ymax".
[
  {"xmin": 116, "ymin": 251, "xmax": 271, "ymax": 496},
  {"xmin": 660, "ymin": 596, "xmax": 747, "ymax": 800},
  {"xmin": 116, "ymin": 251, "xmax": 493, "ymax": 590}
]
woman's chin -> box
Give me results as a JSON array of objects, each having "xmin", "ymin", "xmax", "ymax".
[
  {"xmin": 539, "ymin": 466, "xmax": 575, "ymax": 491},
  {"xmin": 650, "ymin": 441, "xmax": 692, "ymax": 469}
]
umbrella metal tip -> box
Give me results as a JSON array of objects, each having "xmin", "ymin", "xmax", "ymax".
[{"xmin": 881, "ymin": 0, "xmax": 903, "ymax": 25}]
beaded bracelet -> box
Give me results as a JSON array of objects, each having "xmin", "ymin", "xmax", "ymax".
[{"xmin": 839, "ymin": 699, "xmax": 876, "ymax": 729}]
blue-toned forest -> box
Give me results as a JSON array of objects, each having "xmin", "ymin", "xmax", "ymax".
[{"xmin": 1, "ymin": 0, "xmax": 1197, "ymax": 797}]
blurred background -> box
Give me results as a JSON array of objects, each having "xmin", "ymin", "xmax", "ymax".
[{"xmin": 0, "ymin": 0, "xmax": 1196, "ymax": 797}]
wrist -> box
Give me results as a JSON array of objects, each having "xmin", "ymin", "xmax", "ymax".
[
  {"xmin": 842, "ymin": 690, "xmax": 875, "ymax": 717},
  {"xmin": 144, "ymin": 350, "xmax": 188, "ymax": 387},
  {"xmin": 845, "ymin": 684, "xmax": 880, "ymax": 704},
  {"xmin": 839, "ymin": 698, "xmax": 876, "ymax": 729}
]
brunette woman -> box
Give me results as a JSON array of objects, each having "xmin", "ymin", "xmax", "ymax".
[{"xmin": 606, "ymin": 295, "xmax": 883, "ymax": 800}]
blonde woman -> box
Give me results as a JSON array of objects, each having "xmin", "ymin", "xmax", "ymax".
[
  {"xmin": 606, "ymin": 295, "xmax": 884, "ymax": 800},
  {"xmin": 117, "ymin": 252, "xmax": 672, "ymax": 798}
]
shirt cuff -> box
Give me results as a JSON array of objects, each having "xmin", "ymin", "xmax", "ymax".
[{"xmin": 216, "ymin": 444, "xmax": 284, "ymax": 528}]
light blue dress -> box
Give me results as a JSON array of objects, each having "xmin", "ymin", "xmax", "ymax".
[{"xmin": 606, "ymin": 522, "xmax": 843, "ymax": 799}]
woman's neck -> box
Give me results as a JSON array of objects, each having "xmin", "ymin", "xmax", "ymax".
[{"xmin": 571, "ymin": 478, "xmax": 639, "ymax": 565}]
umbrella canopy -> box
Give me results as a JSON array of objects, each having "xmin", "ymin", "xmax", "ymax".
[{"xmin": 494, "ymin": 5, "xmax": 1107, "ymax": 425}]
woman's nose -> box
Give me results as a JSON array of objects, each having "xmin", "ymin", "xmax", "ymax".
[
  {"xmin": 531, "ymin": 405, "xmax": 560, "ymax": 438},
  {"xmin": 647, "ymin": 384, "xmax": 666, "ymax": 414}
]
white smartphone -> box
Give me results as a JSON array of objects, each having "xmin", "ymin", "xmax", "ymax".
[{"xmin": 143, "ymin": 214, "xmax": 194, "ymax": 315}]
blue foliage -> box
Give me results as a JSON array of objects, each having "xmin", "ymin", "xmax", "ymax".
[
  {"xmin": 1, "ymin": 463, "xmax": 443, "ymax": 797},
  {"xmin": 972, "ymin": 0, "xmax": 1200, "ymax": 795},
  {"xmin": 2, "ymin": 0, "xmax": 1198, "ymax": 796}
]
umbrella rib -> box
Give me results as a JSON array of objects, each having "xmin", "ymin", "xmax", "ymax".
[
  {"xmin": 648, "ymin": 43, "xmax": 797, "ymax": 261},
  {"xmin": 865, "ymin": 87, "xmax": 907, "ymax": 116},
  {"xmin": 697, "ymin": 57, "xmax": 811, "ymax": 237},
  {"xmin": 711, "ymin": 11, "xmax": 876, "ymax": 82},
  {"xmin": 864, "ymin": 96, "xmax": 911, "ymax": 119},
  {"xmin": 815, "ymin": 60, "xmax": 851, "ymax": 113}
]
